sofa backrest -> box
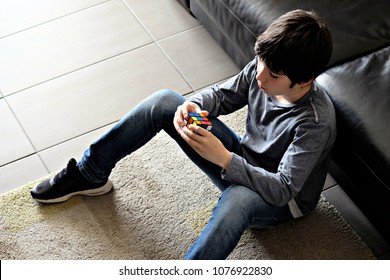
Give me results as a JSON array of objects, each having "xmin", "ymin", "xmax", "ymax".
[{"xmin": 191, "ymin": 0, "xmax": 390, "ymax": 68}]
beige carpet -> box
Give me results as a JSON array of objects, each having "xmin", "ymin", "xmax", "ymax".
[{"xmin": 0, "ymin": 108, "xmax": 375, "ymax": 260}]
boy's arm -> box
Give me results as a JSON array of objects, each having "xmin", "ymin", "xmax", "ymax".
[
  {"xmin": 186, "ymin": 58, "xmax": 257, "ymax": 116},
  {"xmin": 222, "ymin": 122, "xmax": 332, "ymax": 208}
]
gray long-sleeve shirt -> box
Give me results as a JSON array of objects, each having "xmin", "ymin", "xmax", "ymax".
[{"xmin": 187, "ymin": 58, "xmax": 336, "ymax": 217}]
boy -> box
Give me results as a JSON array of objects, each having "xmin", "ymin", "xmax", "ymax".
[{"xmin": 31, "ymin": 9, "xmax": 335, "ymax": 259}]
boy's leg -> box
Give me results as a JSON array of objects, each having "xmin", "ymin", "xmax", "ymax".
[
  {"xmin": 77, "ymin": 89, "xmax": 186, "ymax": 183},
  {"xmin": 31, "ymin": 89, "xmax": 241, "ymax": 202},
  {"xmin": 31, "ymin": 89, "xmax": 186, "ymax": 202},
  {"xmin": 184, "ymin": 185, "xmax": 293, "ymax": 260},
  {"xmin": 78, "ymin": 92, "xmax": 242, "ymax": 190}
]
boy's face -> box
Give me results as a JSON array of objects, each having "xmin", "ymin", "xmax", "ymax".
[{"xmin": 256, "ymin": 58, "xmax": 312, "ymax": 103}]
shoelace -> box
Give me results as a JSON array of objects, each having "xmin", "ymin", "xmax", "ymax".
[{"xmin": 53, "ymin": 161, "xmax": 75, "ymax": 184}]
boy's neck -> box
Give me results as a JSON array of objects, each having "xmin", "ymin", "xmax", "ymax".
[{"xmin": 274, "ymin": 83, "xmax": 313, "ymax": 104}]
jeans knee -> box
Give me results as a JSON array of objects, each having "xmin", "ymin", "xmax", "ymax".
[
  {"xmin": 217, "ymin": 186, "xmax": 261, "ymax": 220},
  {"xmin": 144, "ymin": 89, "xmax": 185, "ymax": 130},
  {"xmin": 152, "ymin": 89, "xmax": 185, "ymax": 111}
]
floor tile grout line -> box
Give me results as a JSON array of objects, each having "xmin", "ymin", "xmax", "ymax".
[
  {"xmin": 0, "ymin": 0, "xmax": 111, "ymax": 40},
  {"xmin": 1, "ymin": 96, "xmax": 50, "ymax": 173},
  {"xmin": 0, "ymin": 120, "xmax": 119, "ymax": 170},
  {"xmin": 120, "ymin": 0, "xmax": 196, "ymax": 93},
  {"xmin": 155, "ymin": 42, "xmax": 195, "ymax": 92},
  {"xmin": 153, "ymin": 25, "xmax": 239, "ymax": 93},
  {"xmin": 35, "ymin": 121, "xmax": 118, "ymax": 154},
  {"xmin": 152, "ymin": 25, "xmax": 222, "ymax": 94},
  {"xmin": 119, "ymin": 0, "xmax": 157, "ymax": 41},
  {"xmin": 154, "ymin": 25, "xmax": 202, "ymax": 43},
  {"xmin": 3, "ymin": 43, "xmax": 156, "ymax": 98},
  {"xmin": 0, "ymin": 153, "xmax": 39, "ymax": 169}
]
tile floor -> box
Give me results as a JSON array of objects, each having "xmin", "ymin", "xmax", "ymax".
[
  {"xmin": 0, "ymin": 0, "xmax": 239, "ymax": 192},
  {"xmin": 0, "ymin": 0, "xmax": 388, "ymax": 259}
]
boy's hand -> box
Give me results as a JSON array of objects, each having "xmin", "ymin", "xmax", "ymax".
[
  {"xmin": 173, "ymin": 101, "xmax": 204, "ymax": 132},
  {"xmin": 174, "ymin": 102, "xmax": 231, "ymax": 169},
  {"xmin": 180, "ymin": 124, "xmax": 231, "ymax": 170}
]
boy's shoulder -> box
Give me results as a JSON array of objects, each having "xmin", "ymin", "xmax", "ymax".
[
  {"xmin": 312, "ymin": 82, "xmax": 335, "ymax": 109},
  {"xmin": 310, "ymin": 82, "xmax": 336, "ymax": 126}
]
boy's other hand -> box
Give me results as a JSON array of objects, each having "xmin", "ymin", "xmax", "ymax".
[
  {"xmin": 174, "ymin": 102, "xmax": 231, "ymax": 169},
  {"xmin": 180, "ymin": 124, "xmax": 231, "ymax": 169}
]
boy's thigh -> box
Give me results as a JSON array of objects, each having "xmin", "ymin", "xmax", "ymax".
[
  {"xmin": 168, "ymin": 116, "xmax": 242, "ymax": 191},
  {"xmin": 217, "ymin": 185, "xmax": 293, "ymax": 228},
  {"xmin": 208, "ymin": 117, "xmax": 242, "ymax": 155}
]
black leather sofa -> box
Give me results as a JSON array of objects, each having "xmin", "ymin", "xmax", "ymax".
[{"xmin": 181, "ymin": 0, "xmax": 390, "ymax": 242}]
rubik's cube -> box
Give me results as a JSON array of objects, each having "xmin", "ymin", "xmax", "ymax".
[{"xmin": 185, "ymin": 112, "xmax": 212, "ymax": 131}]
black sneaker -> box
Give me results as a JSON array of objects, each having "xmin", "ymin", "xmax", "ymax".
[{"xmin": 31, "ymin": 158, "xmax": 113, "ymax": 203}]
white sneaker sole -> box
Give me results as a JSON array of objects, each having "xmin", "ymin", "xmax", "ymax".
[{"xmin": 34, "ymin": 179, "xmax": 113, "ymax": 204}]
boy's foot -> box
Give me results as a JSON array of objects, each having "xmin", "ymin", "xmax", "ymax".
[{"xmin": 31, "ymin": 158, "xmax": 113, "ymax": 203}]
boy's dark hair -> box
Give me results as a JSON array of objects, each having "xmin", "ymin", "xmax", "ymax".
[{"xmin": 254, "ymin": 9, "xmax": 333, "ymax": 87}]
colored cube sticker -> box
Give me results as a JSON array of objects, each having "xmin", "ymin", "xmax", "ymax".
[{"xmin": 184, "ymin": 112, "xmax": 212, "ymax": 131}]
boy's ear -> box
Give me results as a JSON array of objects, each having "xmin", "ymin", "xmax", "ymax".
[{"xmin": 299, "ymin": 78, "xmax": 315, "ymax": 87}]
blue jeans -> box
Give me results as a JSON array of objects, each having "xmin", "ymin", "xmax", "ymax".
[{"xmin": 77, "ymin": 89, "xmax": 293, "ymax": 259}]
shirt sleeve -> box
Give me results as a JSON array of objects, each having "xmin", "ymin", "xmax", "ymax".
[
  {"xmin": 221, "ymin": 121, "xmax": 332, "ymax": 207},
  {"xmin": 186, "ymin": 58, "xmax": 257, "ymax": 116}
]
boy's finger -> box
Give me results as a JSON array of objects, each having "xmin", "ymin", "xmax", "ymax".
[
  {"xmin": 200, "ymin": 110, "xmax": 209, "ymax": 116},
  {"xmin": 188, "ymin": 124, "xmax": 208, "ymax": 136}
]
